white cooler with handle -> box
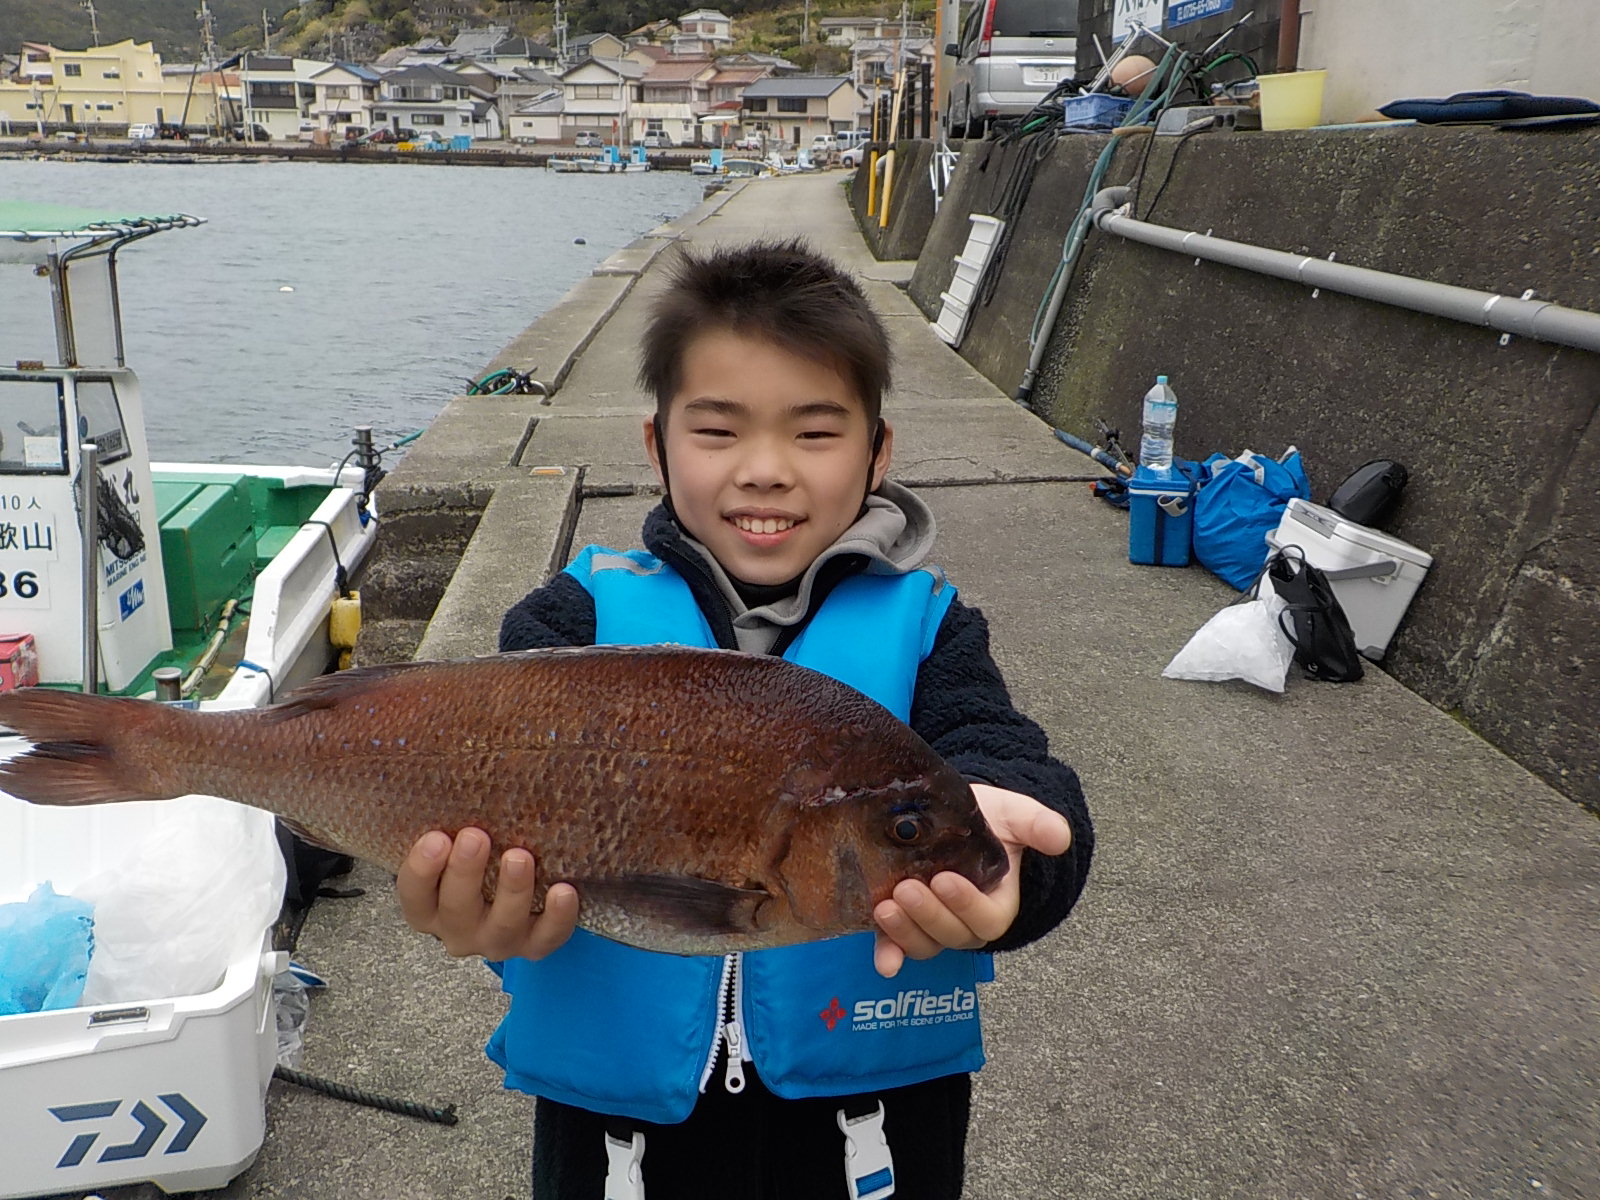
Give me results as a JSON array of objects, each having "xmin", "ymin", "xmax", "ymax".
[{"xmin": 1266, "ymin": 498, "xmax": 1433, "ymax": 661}]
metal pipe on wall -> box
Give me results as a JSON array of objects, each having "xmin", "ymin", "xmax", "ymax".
[{"xmin": 1090, "ymin": 186, "xmax": 1600, "ymax": 354}]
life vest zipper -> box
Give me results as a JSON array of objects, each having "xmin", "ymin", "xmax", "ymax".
[{"xmin": 700, "ymin": 951, "xmax": 748, "ymax": 1094}]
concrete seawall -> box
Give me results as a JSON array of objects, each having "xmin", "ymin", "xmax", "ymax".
[
  {"xmin": 242, "ymin": 172, "xmax": 1600, "ymax": 1200},
  {"xmin": 886, "ymin": 125, "xmax": 1600, "ymax": 812}
]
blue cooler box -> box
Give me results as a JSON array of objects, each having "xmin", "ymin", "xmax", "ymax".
[{"xmin": 1127, "ymin": 466, "xmax": 1196, "ymax": 566}]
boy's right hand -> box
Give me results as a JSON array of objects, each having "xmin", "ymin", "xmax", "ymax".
[{"xmin": 396, "ymin": 828, "xmax": 580, "ymax": 961}]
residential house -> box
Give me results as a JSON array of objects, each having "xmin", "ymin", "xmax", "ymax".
[
  {"xmin": 372, "ymin": 63, "xmax": 502, "ymax": 139},
  {"xmin": 624, "ymin": 43, "xmax": 670, "ymax": 70},
  {"xmin": 671, "ymin": 9, "xmax": 735, "ymax": 55},
  {"xmin": 508, "ymin": 86, "xmax": 564, "ymax": 142},
  {"xmin": 239, "ymin": 54, "xmax": 328, "ymax": 141},
  {"xmin": 717, "ymin": 51, "xmax": 800, "ymax": 75},
  {"xmin": 702, "ymin": 63, "xmax": 771, "ymax": 144},
  {"xmin": 634, "ymin": 56, "xmax": 716, "ymax": 146},
  {"xmin": 446, "ymin": 27, "xmax": 560, "ymax": 70},
  {"xmin": 558, "ymin": 55, "xmax": 643, "ymax": 142},
  {"xmin": 819, "ymin": 17, "xmax": 931, "ymax": 47},
  {"xmin": 475, "ymin": 64, "xmax": 563, "ymax": 136},
  {"xmin": 568, "ymin": 33, "xmax": 629, "ymax": 62},
  {"xmin": 309, "ymin": 61, "xmax": 380, "ymax": 138},
  {"xmin": 850, "ymin": 36, "xmax": 938, "ymax": 92},
  {"xmin": 739, "ymin": 76, "xmax": 859, "ymax": 148},
  {"xmin": 0, "ymin": 39, "xmax": 231, "ymax": 132}
]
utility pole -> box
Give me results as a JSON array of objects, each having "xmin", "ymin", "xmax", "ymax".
[
  {"xmin": 803, "ymin": 0, "xmax": 810, "ymax": 44},
  {"xmin": 82, "ymin": 1, "xmax": 101, "ymax": 46},
  {"xmin": 554, "ymin": 0, "xmax": 569, "ymax": 68},
  {"xmin": 199, "ymin": 2, "xmax": 218, "ymax": 66},
  {"xmin": 262, "ymin": 9, "xmax": 272, "ymax": 54}
]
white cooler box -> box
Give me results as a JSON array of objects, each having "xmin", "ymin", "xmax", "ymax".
[
  {"xmin": 0, "ymin": 793, "xmax": 282, "ymax": 1199},
  {"xmin": 1267, "ymin": 498, "xmax": 1434, "ymax": 661}
]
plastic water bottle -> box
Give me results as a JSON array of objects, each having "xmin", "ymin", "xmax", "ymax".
[{"xmin": 1139, "ymin": 375, "xmax": 1178, "ymax": 476}]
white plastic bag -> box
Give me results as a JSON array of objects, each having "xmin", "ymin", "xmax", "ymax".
[
  {"xmin": 1163, "ymin": 578, "xmax": 1295, "ymax": 693},
  {"xmin": 70, "ymin": 796, "xmax": 285, "ymax": 1004}
]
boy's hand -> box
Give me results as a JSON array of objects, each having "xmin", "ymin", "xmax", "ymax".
[
  {"xmin": 871, "ymin": 784, "xmax": 1072, "ymax": 978},
  {"xmin": 396, "ymin": 827, "xmax": 580, "ymax": 961}
]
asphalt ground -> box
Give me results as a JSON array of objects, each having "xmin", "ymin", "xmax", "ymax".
[{"xmin": 49, "ymin": 172, "xmax": 1600, "ymax": 1200}]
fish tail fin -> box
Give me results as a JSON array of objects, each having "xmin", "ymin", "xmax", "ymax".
[{"xmin": 0, "ymin": 690, "xmax": 181, "ymax": 805}]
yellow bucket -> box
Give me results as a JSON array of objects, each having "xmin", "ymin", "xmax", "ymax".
[{"xmin": 1257, "ymin": 69, "xmax": 1327, "ymax": 130}]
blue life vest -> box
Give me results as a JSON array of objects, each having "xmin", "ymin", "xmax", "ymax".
[{"xmin": 486, "ymin": 546, "xmax": 993, "ymax": 1123}]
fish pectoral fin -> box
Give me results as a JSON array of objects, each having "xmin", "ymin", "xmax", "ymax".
[{"xmin": 573, "ymin": 875, "xmax": 774, "ymax": 936}]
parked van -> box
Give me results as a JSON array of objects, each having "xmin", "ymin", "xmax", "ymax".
[
  {"xmin": 810, "ymin": 133, "xmax": 838, "ymax": 162},
  {"xmin": 127, "ymin": 122, "xmax": 158, "ymax": 140},
  {"xmin": 836, "ymin": 129, "xmax": 871, "ymax": 150},
  {"xmin": 944, "ymin": 0, "xmax": 1077, "ymax": 138}
]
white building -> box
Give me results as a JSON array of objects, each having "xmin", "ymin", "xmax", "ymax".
[
  {"xmin": 559, "ymin": 56, "xmax": 644, "ymax": 142},
  {"xmin": 634, "ymin": 56, "xmax": 716, "ymax": 146},
  {"xmin": 309, "ymin": 61, "xmax": 381, "ymax": 138},
  {"xmin": 371, "ymin": 63, "xmax": 502, "ymax": 140},
  {"xmin": 239, "ymin": 53, "xmax": 328, "ymax": 141},
  {"xmin": 671, "ymin": 9, "xmax": 734, "ymax": 55}
]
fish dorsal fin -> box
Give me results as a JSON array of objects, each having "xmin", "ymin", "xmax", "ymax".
[
  {"xmin": 258, "ymin": 659, "xmax": 463, "ymax": 721},
  {"xmin": 573, "ymin": 875, "xmax": 774, "ymax": 936}
]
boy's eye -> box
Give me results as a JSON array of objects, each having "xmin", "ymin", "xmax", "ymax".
[
  {"xmin": 690, "ymin": 426, "xmax": 734, "ymax": 438},
  {"xmin": 797, "ymin": 429, "xmax": 840, "ymax": 440}
]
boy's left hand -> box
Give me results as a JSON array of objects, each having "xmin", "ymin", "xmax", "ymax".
[{"xmin": 872, "ymin": 783, "xmax": 1072, "ymax": 978}]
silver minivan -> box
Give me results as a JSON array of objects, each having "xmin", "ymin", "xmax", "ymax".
[{"xmin": 944, "ymin": 0, "xmax": 1077, "ymax": 138}]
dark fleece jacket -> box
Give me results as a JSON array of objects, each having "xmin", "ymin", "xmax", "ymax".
[{"xmin": 499, "ymin": 504, "xmax": 1093, "ymax": 952}]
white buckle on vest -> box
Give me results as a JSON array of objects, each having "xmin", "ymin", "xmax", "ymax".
[
  {"xmin": 837, "ymin": 1102, "xmax": 895, "ymax": 1199},
  {"xmin": 603, "ymin": 1129, "xmax": 646, "ymax": 1200}
]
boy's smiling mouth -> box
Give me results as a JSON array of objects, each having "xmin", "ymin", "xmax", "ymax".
[{"xmin": 730, "ymin": 512, "xmax": 802, "ymax": 535}]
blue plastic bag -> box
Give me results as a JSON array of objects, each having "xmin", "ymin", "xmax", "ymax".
[
  {"xmin": 0, "ymin": 882, "xmax": 95, "ymax": 1015},
  {"xmin": 1193, "ymin": 449, "xmax": 1312, "ymax": 590}
]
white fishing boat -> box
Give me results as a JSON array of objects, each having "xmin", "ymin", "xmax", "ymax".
[
  {"xmin": 0, "ymin": 205, "xmax": 384, "ymax": 1197},
  {"xmin": 547, "ymin": 144, "xmax": 652, "ymax": 173},
  {"xmin": 0, "ymin": 203, "xmax": 381, "ymax": 707}
]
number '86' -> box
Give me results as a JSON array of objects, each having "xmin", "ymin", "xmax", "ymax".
[{"xmin": 0, "ymin": 572, "xmax": 40, "ymax": 599}]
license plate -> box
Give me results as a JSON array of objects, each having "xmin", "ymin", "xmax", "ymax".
[{"xmin": 1025, "ymin": 66, "xmax": 1066, "ymax": 85}]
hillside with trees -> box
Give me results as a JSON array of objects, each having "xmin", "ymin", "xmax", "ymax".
[{"xmin": 2, "ymin": 0, "xmax": 934, "ymax": 66}]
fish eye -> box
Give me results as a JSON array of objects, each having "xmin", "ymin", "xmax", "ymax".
[{"xmin": 888, "ymin": 813, "xmax": 927, "ymax": 845}]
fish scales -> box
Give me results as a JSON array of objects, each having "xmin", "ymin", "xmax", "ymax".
[{"xmin": 0, "ymin": 646, "xmax": 1009, "ymax": 954}]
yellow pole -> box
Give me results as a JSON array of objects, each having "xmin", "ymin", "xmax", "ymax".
[
  {"xmin": 878, "ymin": 68, "xmax": 907, "ymax": 229},
  {"xmin": 878, "ymin": 149, "xmax": 896, "ymax": 229}
]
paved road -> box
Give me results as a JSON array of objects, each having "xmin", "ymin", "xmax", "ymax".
[{"xmin": 53, "ymin": 172, "xmax": 1600, "ymax": 1200}]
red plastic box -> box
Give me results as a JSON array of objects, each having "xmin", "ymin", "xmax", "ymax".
[{"xmin": 0, "ymin": 634, "xmax": 40, "ymax": 692}]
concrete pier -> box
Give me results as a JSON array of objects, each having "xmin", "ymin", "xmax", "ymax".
[{"xmin": 80, "ymin": 172, "xmax": 1600, "ymax": 1200}]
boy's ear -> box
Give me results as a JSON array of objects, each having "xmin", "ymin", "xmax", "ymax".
[
  {"xmin": 643, "ymin": 415, "xmax": 667, "ymax": 489},
  {"xmin": 869, "ymin": 419, "xmax": 894, "ymax": 492}
]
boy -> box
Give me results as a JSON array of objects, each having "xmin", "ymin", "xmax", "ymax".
[{"xmin": 397, "ymin": 239, "xmax": 1093, "ymax": 1198}]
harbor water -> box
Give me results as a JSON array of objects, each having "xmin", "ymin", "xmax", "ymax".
[{"xmin": 0, "ymin": 159, "xmax": 704, "ymax": 465}]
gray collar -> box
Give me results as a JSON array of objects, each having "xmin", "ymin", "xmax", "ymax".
[{"xmin": 679, "ymin": 478, "xmax": 937, "ymax": 654}]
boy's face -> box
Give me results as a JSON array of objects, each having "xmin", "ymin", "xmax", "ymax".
[{"xmin": 645, "ymin": 328, "xmax": 892, "ymax": 587}]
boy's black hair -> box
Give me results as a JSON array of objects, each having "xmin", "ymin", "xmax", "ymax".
[{"xmin": 638, "ymin": 238, "xmax": 891, "ymax": 426}]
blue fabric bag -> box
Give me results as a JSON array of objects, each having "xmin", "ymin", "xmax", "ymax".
[
  {"xmin": 0, "ymin": 882, "xmax": 95, "ymax": 1015},
  {"xmin": 1193, "ymin": 449, "xmax": 1312, "ymax": 590}
]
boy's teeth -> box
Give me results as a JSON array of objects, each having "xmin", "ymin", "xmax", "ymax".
[{"xmin": 735, "ymin": 516, "xmax": 795, "ymax": 533}]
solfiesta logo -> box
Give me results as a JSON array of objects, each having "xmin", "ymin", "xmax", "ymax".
[{"xmin": 819, "ymin": 987, "xmax": 978, "ymax": 1032}]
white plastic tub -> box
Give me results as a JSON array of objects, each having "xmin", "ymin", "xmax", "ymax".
[
  {"xmin": 0, "ymin": 789, "xmax": 281, "ymax": 1198},
  {"xmin": 1267, "ymin": 498, "xmax": 1434, "ymax": 660}
]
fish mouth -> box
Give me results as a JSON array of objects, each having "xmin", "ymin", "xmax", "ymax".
[{"xmin": 971, "ymin": 833, "xmax": 1009, "ymax": 893}]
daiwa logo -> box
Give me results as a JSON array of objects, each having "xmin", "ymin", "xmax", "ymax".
[
  {"xmin": 820, "ymin": 987, "xmax": 978, "ymax": 1032},
  {"xmin": 51, "ymin": 1094, "xmax": 207, "ymax": 1167}
]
